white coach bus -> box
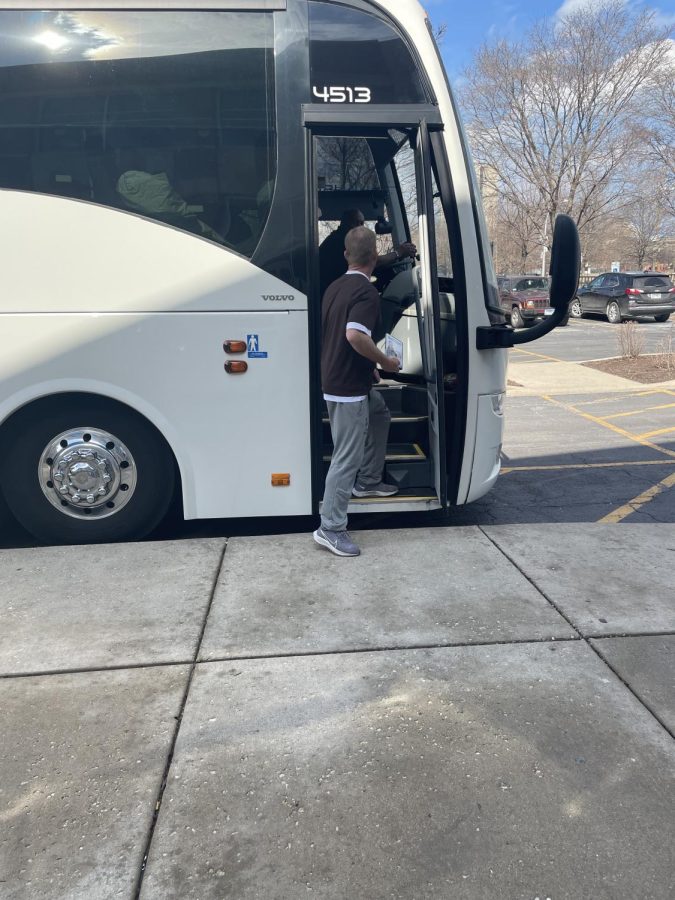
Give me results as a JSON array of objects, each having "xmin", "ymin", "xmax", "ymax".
[{"xmin": 0, "ymin": 0, "xmax": 579, "ymax": 543}]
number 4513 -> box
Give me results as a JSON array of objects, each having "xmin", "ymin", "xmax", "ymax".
[{"xmin": 312, "ymin": 86, "xmax": 372, "ymax": 103}]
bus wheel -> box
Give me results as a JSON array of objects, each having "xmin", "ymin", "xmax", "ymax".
[{"xmin": 0, "ymin": 397, "xmax": 175, "ymax": 544}]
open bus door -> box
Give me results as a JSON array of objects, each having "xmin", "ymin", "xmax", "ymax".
[
  {"xmin": 414, "ymin": 119, "xmax": 447, "ymax": 507},
  {"xmin": 305, "ymin": 104, "xmax": 450, "ymax": 514}
]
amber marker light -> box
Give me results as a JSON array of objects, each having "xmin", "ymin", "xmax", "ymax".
[
  {"xmin": 271, "ymin": 473, "xmax": 291, "ymax": 487},
  {"xmin": 224, "ymin": 361, "xmax": 248, "ymax": 374},
  {"xmin": 223, "ymin": 340, "xmax": 247, "ymax": 354}
]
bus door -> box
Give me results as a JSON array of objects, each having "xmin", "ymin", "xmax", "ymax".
[
  {"xmin": 415, "ymin": 120, "xmax": 447, "ymax": 507},
  {"xmin": 305, "ymin": 105, "xmax": 448, "ymax": 512}
]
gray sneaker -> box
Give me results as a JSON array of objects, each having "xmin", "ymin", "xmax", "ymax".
[
  {"xmin": 313, "ymin": 527, "xmax": 360, "ymax": 557},
  {"xmin": 352, "ymin": 481, "xmax": 399, "ymax": 498}
]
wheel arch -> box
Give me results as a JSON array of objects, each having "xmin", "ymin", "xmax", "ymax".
[{"xmin": 0, "ymin": 383, "xmax": 192, "ymax": 518}]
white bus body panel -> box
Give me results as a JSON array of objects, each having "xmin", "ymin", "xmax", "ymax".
[
  {"xmin": 0, "ymin": 192, "xmax": 312, "ymax": 519},
  {"xmin": 373, "ymin": 0, "xmax": 507, "ymax": 505}
]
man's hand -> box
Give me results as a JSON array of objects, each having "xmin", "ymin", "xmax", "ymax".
[
  {"xmin": 396, "ymin": 242, "xmax": 417, "ymax": 260},
  {"xmin": 379, "ymin": 353, "xmax": 402, "ymax": 374},
  {"xmin": 346, "ymin": 329, "xmax": 402, "ymax": 374}
]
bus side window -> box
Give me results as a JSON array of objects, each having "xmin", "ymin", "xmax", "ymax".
[{"xmin": 0, "ymin": 11, "xmax": 277, "ymax": 260}]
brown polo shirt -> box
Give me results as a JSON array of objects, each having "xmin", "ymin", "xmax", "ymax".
[{"xmin": 321, "ymin": 272, "xmax": 381, "ymax": 399}]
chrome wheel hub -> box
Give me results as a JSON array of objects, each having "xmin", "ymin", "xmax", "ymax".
[{"xmin": 39, "ymin": 428, "xmax": 137, "ymax": 520}]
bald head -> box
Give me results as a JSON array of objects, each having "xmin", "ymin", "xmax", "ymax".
[{"xmin": 344, "ymin": 226, "xmax": 378, "ymax": 269}]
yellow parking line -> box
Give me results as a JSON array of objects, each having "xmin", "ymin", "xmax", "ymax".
[
  {"xmin": 599, "ymin": 471, "xmax": 675, "ymax": 523},
  {"xmin": 602, "ymin": 403, "xmax": 675, "ymax": 419},
  {"xmin": 573, "ymin": 391, "xmax": 664, "ymax": 407},
  {"xmin": 541, "ymin": 395, "xmax": 675, "ymax": 460},
  {"xmin": 501, "ymin": 460, "xmax": 675, "ymax": 474},
  {"xmin": 512, "ymin": 348, "xmax": 564, "ymax": 363},
  {"xmin": 636, "ymin": 426, "xmax": 675, "ymax": 440}
]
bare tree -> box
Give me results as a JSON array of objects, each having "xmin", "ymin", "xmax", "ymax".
[
  {"xmin": 624, "ymin": 195, "xmax": 667, "ymax": 269},
  {"xmin": 459, "ymin": 1, "xmax": 673, "ymax": 243},
  {"xmin": 641, "ymin": 58, "xmax": 675, "ymax": 217},
  {"xmin": 433, "ymin": 23, "xmax": 448, "ymax": 45},
  {"xmin": 495, "ymin": 193, "xmax": 545, "ymax": 272},
  {"xmin": 317, "ymin": 138, "xmax": 377, "ymax": 191}
]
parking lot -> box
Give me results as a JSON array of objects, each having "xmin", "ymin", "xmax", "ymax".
[
  {"xmin": 487, "ymin": 318, "xmax": 675, "ymax": 526},
  {"xmin": 518, "ymin": 314, "xmax": 675, "ymax": 362},
  {"xmin": 350, "ymin": 317, "xmax": 675, "ymax": 531}
]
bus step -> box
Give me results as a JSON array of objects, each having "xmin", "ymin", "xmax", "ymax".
[
  {"xmin": 322, "ymin": 413, "xmax": 427, "ymax": 444},
  {"xmin": 323, "ymin": 443, "xmax": 426, "ymax": 463},
  {"xmin": 321, "ymin": 414, "xmax": 427, "ymax": 425},
  {"xmin": 347, "ymin": 488, "xmax": 440, "ymax": 513}
]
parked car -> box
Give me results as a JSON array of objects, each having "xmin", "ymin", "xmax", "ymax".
[
  {"xmin": 570, "ymin": 272, "xmax": 675, "ymax": 323},
  {"xmin": 497, "ymin": 275, "xmax": 569, "ymax": 328}
]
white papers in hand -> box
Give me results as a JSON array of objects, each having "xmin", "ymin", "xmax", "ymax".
[{"xmin": 384, "ymin": 333, "xmax": 404, "ymax": 368}]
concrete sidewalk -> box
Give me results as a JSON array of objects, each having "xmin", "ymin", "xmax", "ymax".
[
  {"xmin": 507, "ymin": 356, "xmax": 675, "ymax": 397},
  {"xmin": 1, "ymin": 526, "xmax": 674, "ymax": 899}
]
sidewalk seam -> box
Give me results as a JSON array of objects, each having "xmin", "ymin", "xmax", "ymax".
[
  {"xmin": 198, "ymin": 634, "xmax": 580, "ymax": 664},
  {"xmin": 478, "ymin": 526, "xmax": 675, "ymax": 743},
  {"xmin": 133, "ymin": 539, "xmax": 229, "ymax": 900},
  {"xmin": 0, "ymin": 659, "xmax": 192, "ymax": 680}
]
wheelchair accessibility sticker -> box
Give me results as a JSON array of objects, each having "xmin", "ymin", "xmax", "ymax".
[{"xmin": 247, "ymin": 334, "xmax": 268, "ymax": 359}]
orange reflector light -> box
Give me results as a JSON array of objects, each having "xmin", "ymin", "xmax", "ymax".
[
  {"xmin": 271, "ymin": 473, "xmax": 291, "ymax": 487},
  {"xmin": 224, "ymin": 361, "xmax": 248, "ymax": 374},
  {"xmin": 223, "ymin": 340, "xmax": 247, "ymax": 354}
]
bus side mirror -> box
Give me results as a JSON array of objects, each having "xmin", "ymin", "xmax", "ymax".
[
  {"xmin": 549, "ymin": 214, "xmax": 581, "ymax": 311},
  {"xmin": 375, "ymin": 216, "xmax": 393, "ymax": 236},
  {"xmin": 476, "ymin": 214, "xmax": 581, "ymax": 350}
]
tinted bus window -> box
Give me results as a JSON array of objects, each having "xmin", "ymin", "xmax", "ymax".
[
  {"xmin": 0, "ymin": 11, "xmax": 276, "ymax": 257},
  {"xmin": 309, "ymin": 1, "xmax": 428, "ymax": 105}
]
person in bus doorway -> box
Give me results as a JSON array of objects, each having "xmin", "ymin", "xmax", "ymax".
[
  {"xmin": 314, "ymin": 226, "xmax": 402, "ymax": 558},
  {"xmin": 318, "ymin": 208, "xmax": 417, "ymax": 297}
]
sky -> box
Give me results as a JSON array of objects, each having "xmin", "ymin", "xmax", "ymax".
[{"xmin": 426, "ymin": 0, "xmax": 675, "ymax": 82}]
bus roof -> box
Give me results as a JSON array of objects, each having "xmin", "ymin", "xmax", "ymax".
[
  {"xmin": 369, "ymin": 0, "xmax": 428, "ymax": 19},
  {"xmin": 0, "ymin": 1, "xmax": 285, "ymax": 9},
  {"xmin": 0, "ymin": 0, "xmax": 428, "ymax": 14}
]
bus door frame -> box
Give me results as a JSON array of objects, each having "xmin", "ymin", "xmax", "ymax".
[
  {"xmin": 302, "ymin": 104, "xmax": 447, "ymax": 511},
  {"xmin": 415, "ymin": 119, "xmax": 448, "ymax": 507}
]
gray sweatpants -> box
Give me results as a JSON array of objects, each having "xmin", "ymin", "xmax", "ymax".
[{"xmin": 321, "ymin": 390, "xmax": 391, "ymax": 532}]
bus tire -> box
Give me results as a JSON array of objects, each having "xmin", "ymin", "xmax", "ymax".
[{"xmin": 0, "ymin": 395, "xmax": 175, "ymax": 545}]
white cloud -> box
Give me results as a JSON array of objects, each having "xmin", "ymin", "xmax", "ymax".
[
  {"xmin": 555, "ymin": 0, "xmax": 626, "ymax": 18},
  {"xmin": 556, "ymin": 0, "xmax": 675, "ymax": 25}
]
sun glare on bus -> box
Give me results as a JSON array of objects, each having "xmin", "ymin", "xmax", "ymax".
[{"xmin": 34, "ymin": 30, "xmax": 69, "ymax": 51}]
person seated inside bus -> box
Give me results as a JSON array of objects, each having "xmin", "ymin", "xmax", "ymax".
[
  {"xmin": 319, "ymin": 208, "xmax": 417, "ymax": 298},
  {"xmin": 116, "ymin": 169, "xmax": 227, "ymax": 244}
]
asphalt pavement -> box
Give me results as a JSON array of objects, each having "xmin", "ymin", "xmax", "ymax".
[{"xmin": 526, "ymin": 316, "xmax": 675, "ymax": 362}]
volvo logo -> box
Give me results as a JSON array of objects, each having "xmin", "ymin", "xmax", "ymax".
[{"xmin": 262, "ymin": 294, "xmax": 295, "ymax": 302}]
